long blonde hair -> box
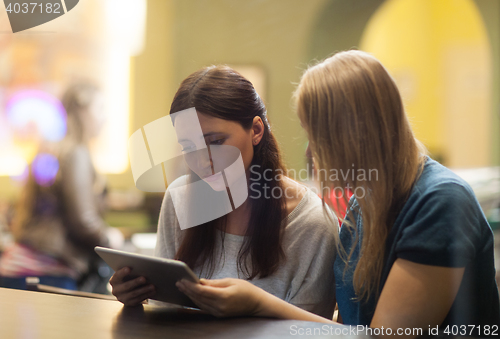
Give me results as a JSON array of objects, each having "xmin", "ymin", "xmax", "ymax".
[{"xmin": 295, "ymin": 50, "xmax": 426, "ymax": 301}]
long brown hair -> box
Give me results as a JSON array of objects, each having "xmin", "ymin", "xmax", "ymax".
[
  {"xmin": 171, "ymin": 65, "xmax": 286, "ymax": 279},
  {"xmin": 295, "ymin": 50, "xmax": 426, "ymax": 301}
]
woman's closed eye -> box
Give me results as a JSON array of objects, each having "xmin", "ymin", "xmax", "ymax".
[{"xmin": 208, "ymin": 138, "xmax": 226, "ymax": 146}]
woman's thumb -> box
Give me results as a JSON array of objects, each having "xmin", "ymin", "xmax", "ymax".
[{"xmin": 200, "ymin": 278, "xmax": 232, "ymax": 287}]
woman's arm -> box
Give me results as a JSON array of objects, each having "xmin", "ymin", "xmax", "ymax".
[
  {"xmin": 370, "ymin": 258, "xmax": 464, "ymax": 337},
  {"xmin": 153, "ymin": 188, "xmax": 178, "ymax": 259},
  {"xmin": 61, "ymin": 145, "xmax": 111, "ymax": 247},
  {"xmin": 177, "ymin": 259, "xmax": 464, "ymax": 334},
  {"xmin": 177, "ymin": 278, "xmax": 334, "ymax": 323}
]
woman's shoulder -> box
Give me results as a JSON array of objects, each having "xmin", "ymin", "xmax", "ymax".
[
  {"xmin": 162, "ymin": 175, "xmax": 190, "ymax": 205},
  {"xmin": 159, "ymin": 176, "xmax": 189, "ymax": 228},
  {"xmin": 413, "ymin": 157, "xmax": 475, "ymax": 199},
  {"xmin": 167, "ymin": 175, "xmax": 190, "ymax": 190},
  {"xmin": 281, "ymin": 176, "xmax": 308, "ymax": 214},
  {"xmin": 281, "ymin": 178, "xmax": 338, "ymax": 239}
]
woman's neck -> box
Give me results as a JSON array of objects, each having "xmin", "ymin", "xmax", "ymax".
[
  {"xmin": 224, "ymin": 198, "xmax": 252, "ymax": 236},
  {"xmin": 220, "ymin": 176, "xmax": 306, "ymax": 236}
]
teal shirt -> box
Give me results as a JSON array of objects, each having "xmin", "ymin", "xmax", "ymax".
[{"xmin": 334, "ymin": 157, "xmax": 500, "ymax": 334}]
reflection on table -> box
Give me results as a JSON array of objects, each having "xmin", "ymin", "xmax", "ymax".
[{"xmin": 0, "ymin": 287, "xmax": 355, "ymax": 339}]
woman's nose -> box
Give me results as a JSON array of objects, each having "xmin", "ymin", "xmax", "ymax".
[
  {"xmin": 305, "ymin": 143, "xmax": 312, "ymax": 158},
  {"xmin": 196, "ymin": 148, "xmax": 213, "ymax": 173}
]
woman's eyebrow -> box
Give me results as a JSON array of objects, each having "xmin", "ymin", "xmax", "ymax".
[
  {"xmin": 177, "ymin": 132, "xmax": 225, "ymax": 143},
  {"xmin": 203, "ymin": 132, "xmax": 225, "ymax": 138}
]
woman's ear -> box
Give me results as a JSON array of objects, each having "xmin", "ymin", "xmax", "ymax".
[{"xmin": 252, "ymin": 116, "xmax": 265, "ymax": 146}]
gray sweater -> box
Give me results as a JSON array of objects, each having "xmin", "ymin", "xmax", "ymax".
[{"xmin": 154, "ymin": 186, "xmax": 337, "ymax": 319}]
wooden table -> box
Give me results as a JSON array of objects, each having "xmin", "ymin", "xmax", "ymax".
[{"xmin": 0, "ymin": 287, "xmax": 353, "ymax": 338}]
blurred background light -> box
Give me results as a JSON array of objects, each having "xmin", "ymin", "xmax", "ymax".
[
  {"xmin": 0, "ymin": 90, "xmax": 66, "ymax": 177},
  {"xmin": 32, "ymin": 153, "xmax": 59, "ymax": 187},
  {"xmin": 90, "ymin": 0, "xmax": 147, "ymax": 174},
  {"xmin": 360, "ymin": 0, "xmax": 491, "ymax": 167},
  {"xmin": 6, "ymin": 90, "xmax": 67, "ymax": 142},
  {"xmin": 0, "ymin": 152, "xmax": 27, "ymax": 177}
]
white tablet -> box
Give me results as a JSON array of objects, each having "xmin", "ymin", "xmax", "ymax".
[{"xmin": 95, "ymin": 246, "xmax": 199, "ymax": 308}]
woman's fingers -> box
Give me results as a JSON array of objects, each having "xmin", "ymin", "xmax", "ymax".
[
  {"xmin": 178, "ymin": 280, "xmax": 225, "ymax": 300},
  {"xmin": 177, "ymin": 280, "xmax": 211, "ymax": 300},
  {"xmin": 112, "ymin": 276, "xmax": 148, "ymax": 295},
  {"xmin": 109, "ymin": 267, "xmax": 154, "ymax": 307},
  {"xmin": 199, "ymin": 278, "xmax": 233, "ymax": 287},
  {"xmin": 177, "ymin": 279, "xmax": 236, "ymax": 317},
  {"xmin": 177, "ymin": 278, "xmax": 265, "ymax": 318},
  {"xmin": 119, "ymin": 284, "xmax": 155, "ymax": 306},
  {"xmin": 129, "ymin": 283, "xmax": 155, "ymax": 299},
  {"xmin": 123, "ymin": 287, "xmax": 156, "ymax": 306},
  {"xmin": 109, "ymin": 267, "xmax": 130, "ymax": 285},
  {"xmin": 177, "ymin": 284, "xmax": 226, "ymax": 316},
  {"xmin": 177, "ymin": 281, "xmax": 222, "ymax": 305}
]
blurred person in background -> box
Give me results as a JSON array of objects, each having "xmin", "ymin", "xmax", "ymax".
[
  {"xmin": 0, "ymin": 202, "xmax": 12, "ymax": 254},
  {"xmin": 0, "ymin": 83, "xmax": 123, "ymax": 291}
]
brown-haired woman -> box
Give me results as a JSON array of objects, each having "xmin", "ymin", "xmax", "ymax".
[
  {"xmin": 175, "ymin": 52, "xmax": 499, "ymax": 336},
  {"xmin": 110, "ymin": 65, "xmax": 337, "ymax": 319}
]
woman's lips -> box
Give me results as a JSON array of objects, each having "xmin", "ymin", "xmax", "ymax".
[{"xmin": 203, "ymin": 172, "xmax": 223, "ymax": 183}]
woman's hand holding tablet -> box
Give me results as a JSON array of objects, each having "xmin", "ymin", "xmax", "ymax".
[
  {"xmin": 95, "ymin": 246, "xmax": 200, "ymax": 308},
  {"xmin": 176, "ymin": 278, "xmax": 331, "ymax": 323},
  {"xmin": 110, "ymin": 267, "xmax": 156, "ymax": 306},
  {"xmin": 176, "ymin": 278, "xmax": 262, "ymax": 317}
]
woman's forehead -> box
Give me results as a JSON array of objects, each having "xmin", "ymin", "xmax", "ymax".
[
  {"xmin": 175, "ymin": 111, "xmax": 242, "ymax": 144},
  {"xmin": 197, "ymin": 112, "xmax": 243, "ymax": 133}
]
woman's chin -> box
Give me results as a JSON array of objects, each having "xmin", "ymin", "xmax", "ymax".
[
  {"xmin": 203, "ymin": 180, "xmax": 227, "ymax": 192},
  {"xmin": 198, "ymin": 172, "xmax": 227, "ymax": 191}
]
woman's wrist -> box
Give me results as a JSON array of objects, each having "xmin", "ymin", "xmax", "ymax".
[
  {"xmin": 251, "ymin": 288, "xmax": 334, "ymax": 323},
  {"xmin": 249, "ymin": 287, "xmax": 277, "ymax": 318},
  {"xmin": 251, "ymin": 288, "xmax": 290, "ymax": 319}
]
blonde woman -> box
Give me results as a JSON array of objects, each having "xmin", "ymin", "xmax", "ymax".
[{"xmin": 176, "ymin": 51, "xmax": 499, "ymax": 336}]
